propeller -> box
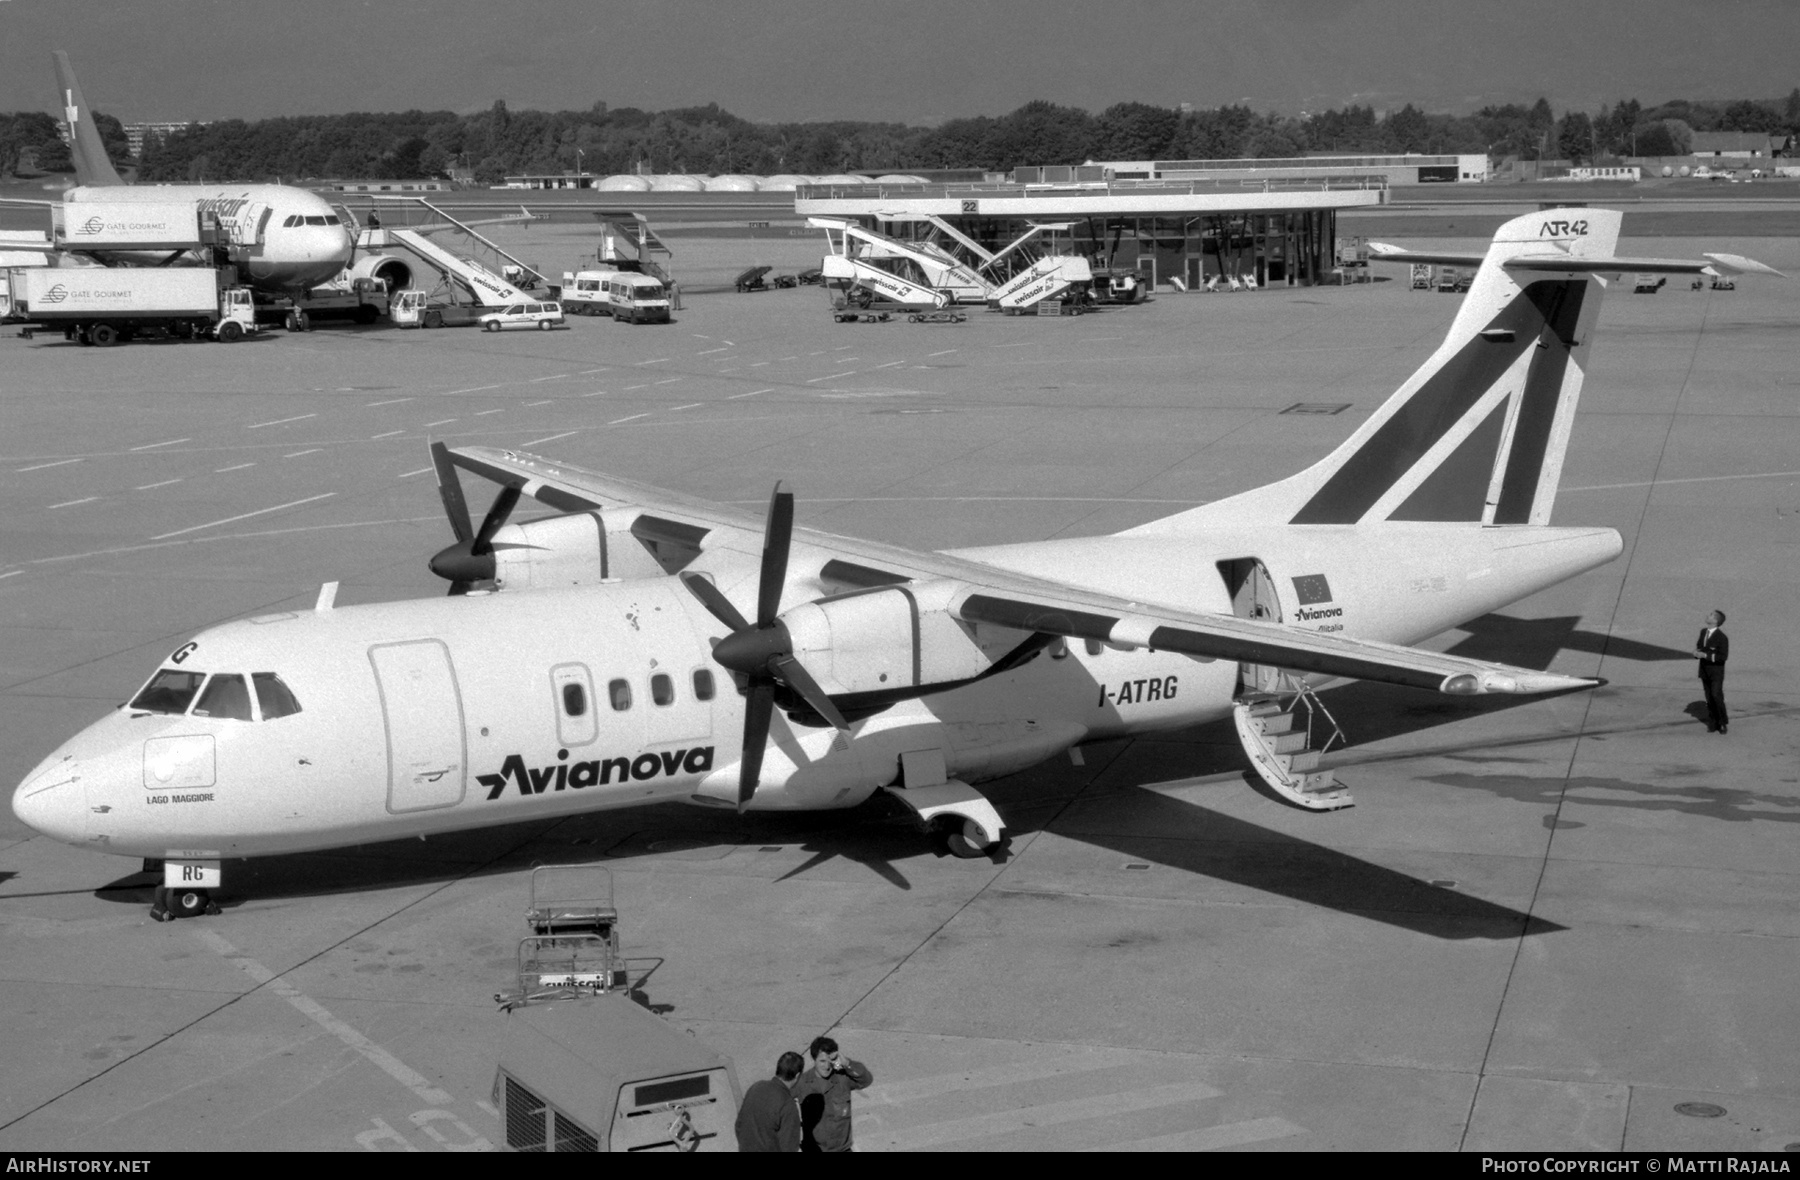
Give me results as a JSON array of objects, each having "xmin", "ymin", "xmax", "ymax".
[
  {"xmin": 428, "ymin": 440, "xmax": 523, "ymax": 594},
  {"xmin": 679, "ymin": 484, "xmax": 848, "ymax": 810}
]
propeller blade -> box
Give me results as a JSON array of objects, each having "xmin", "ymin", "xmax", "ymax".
[
  {"xmin": 471, "ymin": 485, "xmax": 522, "ymax": 555},
  {"xmin": 756, "ymin": 484, "xmax": 793, "ymax": 628},
  {"xmin": 769, "ymin": 654, "xmax": 850, "ymax": 732},
  {"xmin": 739, "ymin": 679, "xmax": 774, "ymax": 809},
  {"xmin": 430, "ymin": 441, "xmax": 474, "ymax": 544},
  {"xmin": 679, "ymin": 572, "xmax": 753, "ymax": 633}
]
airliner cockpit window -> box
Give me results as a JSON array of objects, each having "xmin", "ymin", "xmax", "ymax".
[
  {"xmin": 252, "ymin": 672, "xmax": 303, "ymax": 720},
  {"xmin": 283, "ymin": 215, "xmax": 301, "ymax": 228},
  {"xmin": 129, "ymin": 669, "xmax": 205, "ymax": 715},
  {"xmin": 193, "ymin": 673, "xmax": 254, "ymax": 721},
  {"xmin": 323, "ymin": 215, "xmax": 341, "ymax": 225},
  {"xmin": 304, "ymin": 215, "xmax": 329, "ymax": 226}
]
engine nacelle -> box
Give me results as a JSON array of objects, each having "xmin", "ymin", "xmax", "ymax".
[
  {"xmin": 490, "ymin": 510, "xmax": 677, "ymax": 590},
  {"xmin": 782, "ymin": 581, "xmax": 1018, "ymax": 696},
  {"xmin": 345, "ymin": 252, "xmax": 414, "ymax": 293}
]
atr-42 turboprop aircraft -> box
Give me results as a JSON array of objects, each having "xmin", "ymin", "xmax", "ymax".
[{"xmin": 12, "ymin": 211, "xmax": 1780, "ymax": 920}]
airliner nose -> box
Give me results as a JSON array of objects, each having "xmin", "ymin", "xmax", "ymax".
[{"xmin": 12, "ymin": 754, "xmax": 86, "ymax": 844}]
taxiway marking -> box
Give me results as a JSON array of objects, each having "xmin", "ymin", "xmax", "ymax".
[
  {"xmin": 365, "ymin": 397, "xmax": 414, "ymax": 407},
  {"xmin": 808, "ymin": 372, "xmax": 857, "ymax": 383},
  {"xmin": 607, "ymin": 414, "xmax": 649, "ymax": 425},
  {"xmin": 654, "ymin": 377, "xmax": 683, "ymax": 385},
  {"xmin": 247, "ymin": 414, "xmax": 317, "ymax": 429},
  {"xmin": 696, "ymin": 347, "xmax": 731, "ymax": 355},
  {"xmin": 151, "ymin": 492, "xmax": 336, "ymax": 540},
  {"xmin": 670, "ymin": 403, "xmax": 701, "ymax": 412},
  {"xmin": 873, "ymin": 1080, "xmax": 1223, "ymax": 1151},
  {"xmin": 442, "ymin": 384, "xmax": 501, "ymax": 395},
  {"xmin": 215, "ymin": 463, "xmax": 256, "ymax": 472},
  {"xmin": 523, "ymin": 399, "xmax": 554, "ymax": 407},
  {"xmin": 728, "ymin": 389, "xmax": 773, "ymax": 399},
  {"xmin": 1081, "ymin": 1117, "xmax": 1306, "ymax": 1152},
  {"xmin": 47, "ymin": 497, "xmax": 99, "ymax": 509},
  {"xmin": 397, "ymin": 468, "xmax": 432, "ymax": 479},
  {"xmin": 283, "ymin": 449, "xmax": 323, "ymax": 459},
  {"xmin": 520, "ymin": 431, "xmax": 579, "ymax": 447},
  {"xmin": 16, "ymin": 458, "xmax": 83, "ymax": 472},
  {"xmin": 129, "ymin": 438, "xmax": 192, "ymax": 452},
  {"xmin": 873, "ymin": 360, "xmax": 906, "ymax": 369},
  {"xmin": 194, "ymin": 930, "xmax": 464, "ymax": 1111},
  {"xmin": 474, "ymin": 408, "xmax": 505, "ymax": 416},
  {"xmin": 134, "ymin": 479, "xmax": 183, "ymax": 490},
  {"xmin": 928, "ymin": 349, "xmax": 958, "ymax": 357},
  {"xmin": 425, "ymin": 419, "xmax": 458, "ymax": 427},
  {"xmin": 370, "ymin": 431, "xmax": 405, "ymax": 439},
  {"xmin": 634, "ymin": 357, "xmax": 671, "ymax": 365},
  {"xmin": 528, "ymin": 374, "xmax": 566, "ymax": 383}
]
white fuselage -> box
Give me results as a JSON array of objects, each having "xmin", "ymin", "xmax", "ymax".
[
  {"xmin": 11, "ymin": 521, "xmax": 1619, "ymax": 864},
  {"xmin": 65, "ymin": 184, "xmax": 352, "ymax": 293}
]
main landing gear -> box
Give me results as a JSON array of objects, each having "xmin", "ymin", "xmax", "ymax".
[
  {"xmin": 147, "ymin": 858, "xmax": 223, "ymax": 921},
  {"xmin": 882, "ymin": 750, "xmax": 1007, "ymax": 860}
]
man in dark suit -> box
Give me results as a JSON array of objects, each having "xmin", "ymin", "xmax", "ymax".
[
  {"xmin": 736, "ymin": 1051, "xmax": 804, "ymax": 1151},
  {"xmin": 1694, "ymin": 610, "xmax": 1730, "ymax": 734}
]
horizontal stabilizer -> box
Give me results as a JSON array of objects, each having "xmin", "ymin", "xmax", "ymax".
[
  {"xmin": 1704, "ymin": 252, "xmax": 1786, "ymax": 278},
  {"xmin": 1373, "ymin": 244, "xmax": 1783, "ymax": 279}
]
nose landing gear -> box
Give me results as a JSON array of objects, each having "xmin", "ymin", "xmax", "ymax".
[{"xmin": 149, "ymin": 859, "xmax": 224, "ymax": 921}]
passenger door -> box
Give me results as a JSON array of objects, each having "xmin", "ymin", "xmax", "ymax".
[{"xmin": 369, "ymin": 640, "xmax": 467, "ymax": 812}]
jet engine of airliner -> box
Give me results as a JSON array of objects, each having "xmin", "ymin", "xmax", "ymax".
[{"xmin": 344, "ymin": 252, "xmax": 414, "ymax": 293}]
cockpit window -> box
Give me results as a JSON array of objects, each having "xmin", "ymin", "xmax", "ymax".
[
  {"xmin": 323, "ymin": 214, "xmax": 341, "ymax": 225},
  {"xmin": 193, "ymin": 673, "xmax": 254, "ymax": 721},
  {"xmin": 304, "ymin": 215, "xmax": 329, "ymax": 226},
  {"xmin": 129, "ymin": 669, "xmax": 205, "ymax": 715},
  {"xmin": 283, "ymin": 215, "xmax": 301, "ymax": 228},
  {"xmin": 252, "ymin": 672, "xmax": 302, "ymax": 720}
]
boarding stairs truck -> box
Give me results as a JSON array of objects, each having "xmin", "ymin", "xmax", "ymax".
[
  {"xmin": 4, "ymin": 266, "xmax": 258, "ymax": 345},
  {"xmin": 989, "ymin": 252, "xmax": 1095, "ymax": 312},
  {"xmin": 812, "ymin": 216, "xmax": 1094, "ymax": 313}
]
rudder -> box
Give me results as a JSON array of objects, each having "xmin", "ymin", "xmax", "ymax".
[{"xmin": 53, "ymin": 51, "xmax": 125, "ymax": 188}]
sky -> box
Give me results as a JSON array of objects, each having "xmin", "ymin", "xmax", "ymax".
[{"xmin": 1, "ymin": 0, "xmax": 1795, "ymax": 125}]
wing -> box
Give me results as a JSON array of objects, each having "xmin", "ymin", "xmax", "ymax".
[{"xmin": 439, "ymin": 446, "xmax": 1597, "ymax": 697}]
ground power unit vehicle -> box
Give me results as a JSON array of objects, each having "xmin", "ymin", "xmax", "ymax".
[
  {"xmin": 390, "ymin": 289, "xmax": 482, "ymax": 329},
  {"xmin": 4, "ymin": 266, "xmax": 259, "ymax": 345}
]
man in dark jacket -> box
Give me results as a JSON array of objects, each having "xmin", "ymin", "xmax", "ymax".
[
  {"xmin": 736, "ymin": 1051, "xmax": 804, "ymax": 1151},
  {"xmin": 794, "ymin": 1035, "xmax": 873, "ymax": 1152},
  {"xmin": 1695, "ymin": 609, "xmax": 1730, "ymax": 734}
]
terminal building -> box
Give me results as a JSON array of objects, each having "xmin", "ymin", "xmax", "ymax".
[{"xmin": 793, "ymin": 172, "xmax": 1387, "ymax": 290}]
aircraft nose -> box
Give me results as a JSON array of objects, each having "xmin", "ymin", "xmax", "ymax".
[{"xmin": 12, "ymin": 754, "xmax": 87, "ymax": 844}]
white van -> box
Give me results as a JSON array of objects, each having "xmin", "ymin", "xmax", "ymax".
[
  {"xmin": 605, "ymin": 272, "xmax": 672, "ymax": 324},
  {"xmin": 561, "ymin": 270, "xmax": 612, "ymax": 316}
]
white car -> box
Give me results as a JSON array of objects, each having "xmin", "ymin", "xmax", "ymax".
[{"xmin": 478, "ymin": 301, "xmax": 565, "ymax": 331}]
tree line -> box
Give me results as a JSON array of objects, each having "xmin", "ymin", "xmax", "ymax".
[{"xmin": 3, "ymin": 91, "xmax": 1796, "ymax": 184}]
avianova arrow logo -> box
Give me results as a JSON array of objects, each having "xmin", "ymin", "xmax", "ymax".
[{"xmin": 480, "ymin": 746, "xmax": 714, "ymax": 800}]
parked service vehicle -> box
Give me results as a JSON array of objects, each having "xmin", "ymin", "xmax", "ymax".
[
  {"xmin": 478, "ymin": 300, "xmax": 565, "ymax": 331},
  {"xmin": 3, "ymin": 266, "xmax": 258, "ymax": 345},
  {"xmin": 273, "ymin": 275, "xmax": 389, "ymax": 329},
  {"xmin": 604, "ymin": 272, "xmax": 671, "ymax": 323},
  {"xmin": 561, "ymin": 269, "xmax": 613, "ymax": 316},
  {"xmin": 391, "ymin": 289, "xmax": 481, "ymax": 329}
]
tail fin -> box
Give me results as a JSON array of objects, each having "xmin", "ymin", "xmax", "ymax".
[
  {"xmin": 53, "ymin": 51, "xmax": 125, "ymax": 188},
  {"xmin": 1128, "ymin": 208, "xmax": 1623, "ymax": 534}
]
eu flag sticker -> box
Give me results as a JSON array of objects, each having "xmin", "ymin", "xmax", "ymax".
[{"xmin": 1292, "ymin": 574, "xmax": 1333, "ymax": 605}]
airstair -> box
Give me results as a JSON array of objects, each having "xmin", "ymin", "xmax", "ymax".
[
  {"xmin": 345, "ymin": 199, "xmax": 536, "ymax": 307},
  {"xmin": 813, "ymin": 215, "xmax": 1094, "ymax": 312},
  {"xmin": 989, "ymin": 253, "xmax": 1094, "ymax": 310},
  {"xmin": 1232, "ymin": 676, "xmax": 1353, "ymax": 811},
  {"xmin": 820, "ymin": 253, "xmax": 951, "ymax": 309}
]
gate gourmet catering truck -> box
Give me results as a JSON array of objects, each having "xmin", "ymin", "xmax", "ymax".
[{"xmin": 3, "ymin": 266, "xmax": 259, "ymax": 345}]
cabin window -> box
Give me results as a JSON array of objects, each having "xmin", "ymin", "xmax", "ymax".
[
  {"xmin": 562, "ymin": 682, "xmax": 588, "ymax": 716},
  {"xmin": 692, "ymin": 669, "xmax": 715, "ymax": 701},
  {"xmin": 252, "ymin": 672, "xmax": 303, "ymax": 719},
  {"xmin": 193, "ymin": 673, "xmax": 254, "ymax": 721},
  {"xmin": 129, "ymin": 668, "xmax": 206, "ymax": 715},
  {"xmin": 650, "ymin": 673, "xmax": 674, "ymax": 706},
  {"xmin": 1085, "ymin": 639, "xmax": 1105, "ymax": 656},
  {"xmin": 608, "ymin": 678, "xmax": 632, "ymax": 711}
]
